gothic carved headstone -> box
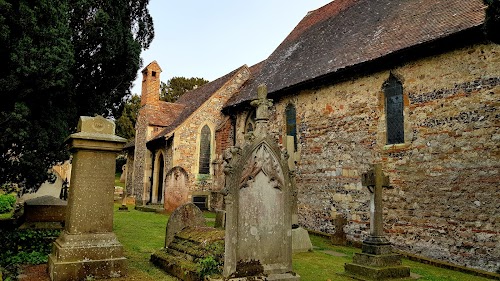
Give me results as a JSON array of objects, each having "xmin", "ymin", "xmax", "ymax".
[{"xmin": 222, "ymin": 84, "xmax": 299, "ymax": 280}]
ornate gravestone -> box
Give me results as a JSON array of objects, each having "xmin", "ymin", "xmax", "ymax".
[
  {"xmin": 48, "ymin": 116, "xmax": 127, "ymax": 281},
  {"xmin": 222, "ymin": 84, "xmax": 299, "ymax": 280},
  {"xmin": 344, "ymin": 163, "xmax": 411, "ymax": 280}
]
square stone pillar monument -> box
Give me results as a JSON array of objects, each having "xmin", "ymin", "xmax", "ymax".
[{"xmin": 49, "ymin": 116, "xmax": 127, "ymax": 281}]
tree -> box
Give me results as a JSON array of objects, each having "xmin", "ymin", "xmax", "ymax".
[
  {"xmin": 160, "ymin": 77, "xmax": 209, "ymax": 103},
  {"xmin": 0, "ymin": 0, "xmax": 75, "ymax": 193},
  {"xmin": 69, "ymin": 0, "xmax": 154, "ymax": 117},
  {"xmin": 484, "ymin": 0, "xmax": 500, "ymax": 44},
  {"xmin": 116, "ymin": 95, "xmax": 141, "ymax": 141},
  {"xmin": 0, "ymin": 0, "xmax": 154, "ymax": 193}
]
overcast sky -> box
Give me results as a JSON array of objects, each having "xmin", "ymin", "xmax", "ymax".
[{"xmin": 131, "ymin": 0, "xmax": 332, "ymax": 94}]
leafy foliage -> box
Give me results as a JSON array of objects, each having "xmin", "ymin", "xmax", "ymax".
[
  {"xmin": 0, "ymin": 193, "xmax": 16, "ymax": 214},
  {"xmin": 116, "ymin": 95, "xmax": 141, "ymax": 140},
  {"xmin": 484, "ymin": 0, "xmax": 500, "ymax": 44},
  {"xmin": 69, "ymin": 0, "xmax": 153, "ymax": 117},
  {"xmin": 0, "ymin": 0, "xmax": 154, "ymax": 193},
  {"xmin": 160, "ymin": 77, "xmax": 209, "ymax": 103},
  {"xmin": 0, "ymin": 228, "xmax": 60, "ymax": 279},
  {"xmin": 0, "ymin": 183, "xmax": 19, "ymax": 194},
  {"xmin": 196, "ymin": 256, "xmax": 222, "ymax": 278},
  {"xmin": 0, "ymin": 0, "xmax": 75, "ymax": 193}
]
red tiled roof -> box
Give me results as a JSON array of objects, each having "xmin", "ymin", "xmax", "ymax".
[
  {"xmin": 148, "ymin": 102, "xmax": 185, "ymax": 127},
  {"xmin": 225, "ymin": 0, "xmax": 486, "ymax": 108}
]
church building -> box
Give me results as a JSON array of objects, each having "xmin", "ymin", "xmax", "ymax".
[{"xmin": 126, "ymin": 0, "xmax": 499, "ymax": 273}]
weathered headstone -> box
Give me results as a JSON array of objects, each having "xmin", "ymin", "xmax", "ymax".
[
  {"xmin": 164, "ymin": 166, "xmax": 189, "ymax": 212},
  {"xmin": 48, "ymin": 116, "xmax": 127, "ymax": 281},
  {"xmin": 164, "ymin": 202, "xmax": 206, "ymax": 248},
  {"xmin": 344, "ymin": 163, "xmax": 411, "ymax": 280},
  {"xmin": 152, "ymin": 203, "xmax": 223, "ymax": 280},
  {"xmin": 292, "ymin": 227, "xmax": 313, "ymax": 253},
  {"xmin": 214, "ymin": 209, "xmax": 226, "ymax": 228},
  {"xmin": 222, "ymin": 84, "xmax": 299, "ymax": 280},
  {"xmin": 331, "ymin": 214, "xmax": 348, "ymax": 246}
]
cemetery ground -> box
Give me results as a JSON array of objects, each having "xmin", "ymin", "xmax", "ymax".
[{"xmin": 2, "ymin": 204, "xmax": 491, "ymax": 281}]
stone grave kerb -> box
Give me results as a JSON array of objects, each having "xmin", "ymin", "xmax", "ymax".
[
  {"xmin": 222, "ymin": 84, "xmax": 299, "ymax": 280},
  {"xmin": 48, "ymin": 116, "xmax": 127, "ymax": 281}
]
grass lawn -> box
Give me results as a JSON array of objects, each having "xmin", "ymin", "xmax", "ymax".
[
  {"xmin": 115, "ymin": 173, "xmax": 125, "ymax": 188},
  {"xmin": 113, "ymin": 204, "xmax": 492, "ymax": 281}
]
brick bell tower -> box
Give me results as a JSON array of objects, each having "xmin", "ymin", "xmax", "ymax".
[{"xmin": 132, "ymin": 61, "xmax": 162, "ymax": 205}]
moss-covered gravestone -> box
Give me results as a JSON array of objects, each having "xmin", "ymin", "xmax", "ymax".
[
  {"xmin": 151, "ymin": 203, "xmax": 224, "ymax": 281},
  {"xmin": 221, "ymin": 84, "xmax": 299, "ymax": 281},
  {"xmin": 48, "ymin": 116, "xmax": 127, "ymax": 281}
]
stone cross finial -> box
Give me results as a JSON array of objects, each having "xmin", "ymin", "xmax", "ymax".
[{"xmin": 250, "ymin": 84, "xmax": 273, "ymax": 138}]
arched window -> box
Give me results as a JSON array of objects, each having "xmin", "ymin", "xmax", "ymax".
[
  {"xmin": 245, "ymin": 110, "xmax": 256, "ymax": 134},
  {"xmin": 198, "ymin": 125, "xmax": 211, "ymax": 174},
  {"xmin": 384, "ymin": 75, "xmax": 404, "ymax": 144},
  {"xmin": 285, "ymin": 104, "xmax": 297, "ymax": 151}
]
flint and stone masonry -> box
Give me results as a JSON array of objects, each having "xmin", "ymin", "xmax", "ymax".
[
  {"xmin": 234, "ymin": 43, "xmax": 499, "ymax": 272},
  {"xmin": 48, "ymin": 116, "xmax": 127, "ymax": 281}
]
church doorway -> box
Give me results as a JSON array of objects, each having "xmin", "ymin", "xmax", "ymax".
[{"xmin": 157, "ymin": 155, "xmax": 164, "ymax": 203}]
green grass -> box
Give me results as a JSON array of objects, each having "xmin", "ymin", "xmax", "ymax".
[
  {"xmin": 113, "ymin": 205, "xmax": 493, "ymax": 281},
  {"xmin": 113, "ymin": 204, "xmax": 176, "ymax": 280},
  {"xmin": 114, "ymin": 173, "xmax": 125, "ymax": 188}
]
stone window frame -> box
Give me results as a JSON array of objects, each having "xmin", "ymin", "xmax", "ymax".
[
  {"xmin": 284, "ymin": 103, "xmax": 298, "ymax": 152},
  {"xmin": 196, "ymin": 123, "xmax": 215, "ymax": 177},
  {"xmin": 378, "ymin": 72, "xmax": 412, "ymax": 150},
  {"xmin": 244, "ymin": 110, "xmax": 256, "ymax": 134},
  {"xmin": 151, "ymin": 150, "xmax": 166, "ymax": 204}
]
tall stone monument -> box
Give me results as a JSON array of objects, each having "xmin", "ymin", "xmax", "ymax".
[
  {"xmin": 344, "ymin": 163, "xmax": 411, "ymax": 280},
  {"xmin": 48, "ymin": 116, "xmax": 127, "ymax": 281},
  {"xmin": 222, "ymin": 84, "xmax": 299, "ymax": 280}
]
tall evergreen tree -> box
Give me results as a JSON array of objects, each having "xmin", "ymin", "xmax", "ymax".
[
  {"xmin": 0, "ymin": 0, "xmax": 154, "ymax": 193},
  {"xmin": 69, "ymin": 0, "xmax": 154, "ymax": 117},
  {"xmin": 0, "ymin": 0, "xmax": 74, "ymax": 192}
]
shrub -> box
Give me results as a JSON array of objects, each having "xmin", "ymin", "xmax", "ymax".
[
  {"xmin": 0, "ymin": 193, "xmax": 16, "ymax": 214},
  {"xmin": 196, "ymin": 256, "xmax": 222, "ymax": 278},
  {"xmin": 0, "ymin": 183, "xmax": 19, "ymax": 194},
  {"xmin": 0, "ymin": 228, "xmax": 60, "ymax": 280}
]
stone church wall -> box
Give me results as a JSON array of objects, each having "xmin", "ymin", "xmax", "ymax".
[
  {"xmin": 234, "ymin": 43, "xmax": 499, "ymax": 272},
  {"xmin": 172, "ymin": 68, "xmax": 250, "ymax": 192}
]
